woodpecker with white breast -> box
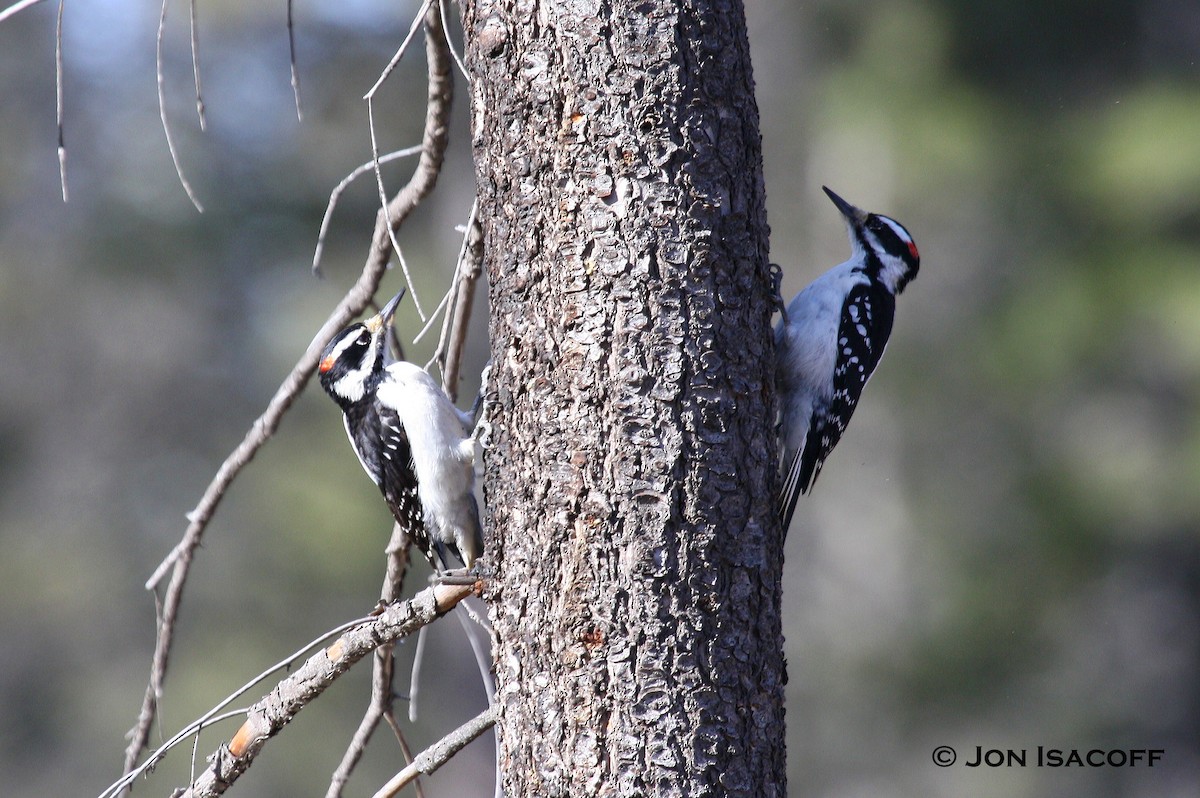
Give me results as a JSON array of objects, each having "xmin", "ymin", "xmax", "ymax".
[
  {"xmin": 776, "ymin": 187, "xmax": 920, "ymax": 530},
  {"xmin": 317, "ymin": 289, "xmax": 483, "ymax": 574}
]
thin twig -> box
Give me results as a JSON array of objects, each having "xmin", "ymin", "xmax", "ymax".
[
  {"xmin": 364, "ymin": 0, "xmax": 434, "ymax": 101},
  {"xmin": 371, "ymin": 705, "xmax": 500, "ymax": 798},
  {"xmin": 367, "ymin": 98, "xmax": 426, "ymax": 321},
  {"xmin": 437, "ymin": 203, "xmax": 483, "ymax": 401},
  {"xmin": 363, "ymin": 0, "xmax": 440, "ymax": 321},
  {"xmin": 438, "ymin": 0, "xmax": 469, "ymax": 83},
  {"xmin": 105, "ymin": 616, "xmax": 375, "ymax": 798},
  {"xmin": 312, "ymin": 146, "xmax": 422, "ymax": 277},
  {"xmin": 325, "ymin": 524, "xmax": 413, "ymax": 798},
  {"xmin": 177, "ymin": 583, "xmax": 478, "ymax": 798},
  {"xmin": 454, "ymin": 603, "xmax": 496, "ymax": 702},
  {"xmin": 0, "ymin": 0, "xmax": 45, "ymax": 24},
  {"xmin": 408, "ymin": 623, "xmax": 429, "ymax": 723},
  {"xmin": 188, "ymin": 0, "xmax": 205, "ymax": 130},
  {"xmin": 55, "ymin": 0, "xmax": 66, "ymax": 201},
  {"xmin": 124, "ymin": 3, "xmax": 455, "ymax": 774},
  {"xmin": 417, "ymin": 200, "xmax": 477, "ymax": 354},
  {"xmin": 326, "ymin": 649, "xmax": 392, "ymax": 798},
  {"xmin": 451, "ymin": 593, "xmax": 499, "ymax": 796},
  {"xmin": 104, "ymin": 708, "xmax": 250, "ymax": 798},
  {"xmin": 156, "ymin": 0, "xmax": 204, "ymax": 211},
  {"xmin": 386, "ymin": 720, "xmax": 428, "ymax": 798},
  {"xmin": 413, "ymin": 281, "xmax": 456, "ymax": 347},
  {"xmin": 286, "ymin": 0, "xmax": 302, "ymax": 120}
]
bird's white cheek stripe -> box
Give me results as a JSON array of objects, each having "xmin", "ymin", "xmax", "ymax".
[{"xmin": 333, "ymin": 370, "xmax": 368, "ymax": 403}]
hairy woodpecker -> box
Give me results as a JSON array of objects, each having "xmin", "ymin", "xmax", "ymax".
[
  {"xmin": 777, "ymin": 187, "xmax": 920, "ymax": 529},
  {"xmin": 317, "ymin": 290, "xmax": 483, "ymax": 573}
]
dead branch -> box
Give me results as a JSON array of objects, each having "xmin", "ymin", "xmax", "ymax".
[
  {"xmin": 0, "ymin": 0, "xmax": 46, "ymax": 24},
  {"xmin": 54, "ymin": 0, "xmax": 65, "ymax": 201},
  {"xmin": 112, "ymin": 582, "xmax": 475, "ymax": 798},
  {"xmin": 371, "ymin": 705, "xmax": 499, "ymax": 798},
  {"xmin": 438, "ymin": 0, "xmax": 470, "ymax": 83},
  {"xmin": 312, "ymin": 146, "xmax": 423, "ymax": 278},
  {"xmin": 286, "ymin": 0, "xmax": 302, "ymax": 121},
  {"xmin": 156, "ymin": 0, "xmax": 204, "ymax": 211},
  {"xmin": 123, "ymin": 0, "xmax": 456, "ymax": 775},
  {"xmin": 179, "ymin": 583, "xmax": 475, "ymax": 798},
  {"xmin": 188, "ymin": 0, "xmax": 205, "ymax": 130},
  {"xmin": 365, "ymin": 0, "xmax": 438, "ymax": 320},
  {"xmin": 412, "ymin": 199, "xmax": 478, "ymax": 355},
  {"xmin": 437, "ymin": 205, "xmax": 484, "ymax": 401},
  {"xmin": 365, "ymin": 0, "xmax": 435, "ymax": 100},
  {"xmin": 325, "ymin": 524, "xmax": 415, "ymax": 798},
  {"xmin": 387, "ymin": 718, "xmax": 429, "ymax": 798},
  {"xmin": 102, "ymin": 614, "xmax": 375, "ymax": 798}
]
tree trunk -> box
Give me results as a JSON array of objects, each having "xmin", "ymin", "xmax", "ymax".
[{"xmin": 462, "ymin": 0, "xmax": 784, "ymax": 795}]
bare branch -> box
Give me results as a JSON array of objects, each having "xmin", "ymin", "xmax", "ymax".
[
  {"xmin": 407, "ymin": 624, "xmax": 429, "ymax": 723},
  {"xmin": 126, "ymin": 272, "xmax": 389, "ymax": 773},
  {"xmin": 364, "ymin": 0, "xmax": 441, "ymax": 321},
  {"xmin": 371, "ymin": 705, "xmax": 499, "ymax": 798},
  {"xmin": 364, "ymin": 0, "xmax": 434, "ymax": 101},
  {"xmin": 312, "ymin": 146, "xmax": 422, "ymax": 277},
  {"xmin": 367, "ymin": 98, "xmax": 426, "ymax": 320},
  {"xmin": 325, "ymin": 524, "xmax": 413, "ymax": 797},
  {"xmin": 188, "ymin": 0, "xmax": 205, "ymax": 130},
  {"xmin": 107, "ymin": 709, "xmax": 250, "ymax": 798},
  {"xmin": 438, "ymin": 0, "xmax": 470, "ymax": 83},
  {"xmin": 387, "ymin": 720, "xmax": 428, "ymax": 798},
  {"xmin": 0, "ymin": 0, "xmax": 46, "ymax": 24},
  {"xmin": 454, "ymin": 601, "xmax": 494, "ymax": 697},
  {"xmin": 156, "ymin": 0, "xmax": 204, "ymax": 211},
  {"xmin": 105, "ymin": 616, "xmax": 375, "ymax": 798},
  {"xmin": 437, "ymin": 204, "xmax": 483, "ymax": 401},
  {"xmin": 412, "ymin": 280, "xmax": 456, "ymax": 346},
  {"xmin": 286, "ymin": 0, "xmax": 302, "ymax": 121},
  {"xmin": 124, "ymin": 3, "xmax": 456, "ymax": 774},
  {"xmin": 55, "ymin": 0, "xmax": 66, "ymax": 201},
  {"xmin": 326, "ymin": 648, "xmax": 393, "ymax": 798},
  {"xmin": 177, "ymin": 583, "xmax": 478, "ymax": 798},
  {"xmin": 417, "ymin": 199, "xmax": 475, "ymax": 356}
]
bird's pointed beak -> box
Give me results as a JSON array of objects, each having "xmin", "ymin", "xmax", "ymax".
[
  {"xmin": 822, "ymin": 186, "xmax": 868, "ymax": 225},
  {"xmin": 364, "ymin": 288, "xmax": 406, "ymax": 335}
]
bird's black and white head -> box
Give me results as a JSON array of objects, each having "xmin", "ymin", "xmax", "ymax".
[
  {"xmin": 317, "ymin": 290, "xmax": 405, "ymax": 410},
  {"xmin": 824, "ymin": 186, "xmax": 920, "ymax": 295}
]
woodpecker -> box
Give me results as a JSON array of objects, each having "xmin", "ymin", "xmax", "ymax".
[
  {"xmin": 776, "ymin": 187, "xmax": 920, "ymax": 530},
  {"xmin": 317, "ymin": 290, "xmax": 483, "ymax": 574}
]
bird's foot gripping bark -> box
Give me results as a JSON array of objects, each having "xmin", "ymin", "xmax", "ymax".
[{"xmin": 430, "ymin": 565, "xmax": 488, "ymax": 588}]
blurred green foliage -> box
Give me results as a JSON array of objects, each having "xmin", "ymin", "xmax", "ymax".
[{"xmin": 0, "ymin": 1, "xmax": 1196, "ymax": 797}]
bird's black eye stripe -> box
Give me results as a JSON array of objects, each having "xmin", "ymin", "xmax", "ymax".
[
  {"xmin": 345, "ymin": 328, "xmax": 372, "ymax": 356},
  {"xmin": 868, "ymin": 215, "xmax": 918, "ymax": 267}
]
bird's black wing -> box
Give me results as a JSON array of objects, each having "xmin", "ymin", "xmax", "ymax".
[
  {"xmin": 345, "ymin": 402, "xmax": 433, "ymax": 564},
  {"xmin": 803, "ymin": 281, "xmax": 895, "ymax": 490},
  {"xmin": 780, "ymin": 281, "xmax": 895, "ymax": 527}
]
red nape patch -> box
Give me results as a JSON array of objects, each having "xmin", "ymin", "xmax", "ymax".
[
  {"xmin": 319, "ymin": 355, "xmax": 335, "ymax": 373},
  {"xmin": 908, "ymin": 241, "xmax": 920, "ymax": 261}
]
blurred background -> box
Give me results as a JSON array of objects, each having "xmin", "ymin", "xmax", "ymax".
[{"xmin": 0, "ymin": 1, "xmax": 1197, "ymax": 796}]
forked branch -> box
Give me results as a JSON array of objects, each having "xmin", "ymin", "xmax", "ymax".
[
  {"xmin": 101, "ymin": 583, "xmax": 476, "ymax": 798},
  {"xmin": 123, "ymin": 0, "xmax": 456, "ymax": 776}
]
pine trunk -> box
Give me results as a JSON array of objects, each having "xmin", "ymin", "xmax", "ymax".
[{"xmin": 462, "ymin": 0, "xmax": 784, "ymax": 794}]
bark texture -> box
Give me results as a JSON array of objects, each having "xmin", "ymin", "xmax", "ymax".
[{"xmin": 462, "ymin": 0, "xmax": 783, "ymax": 795}]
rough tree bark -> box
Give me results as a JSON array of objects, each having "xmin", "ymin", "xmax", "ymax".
[{"xmin": 462, "ymin": 0, "xmax": 783, "ymax": 795}]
